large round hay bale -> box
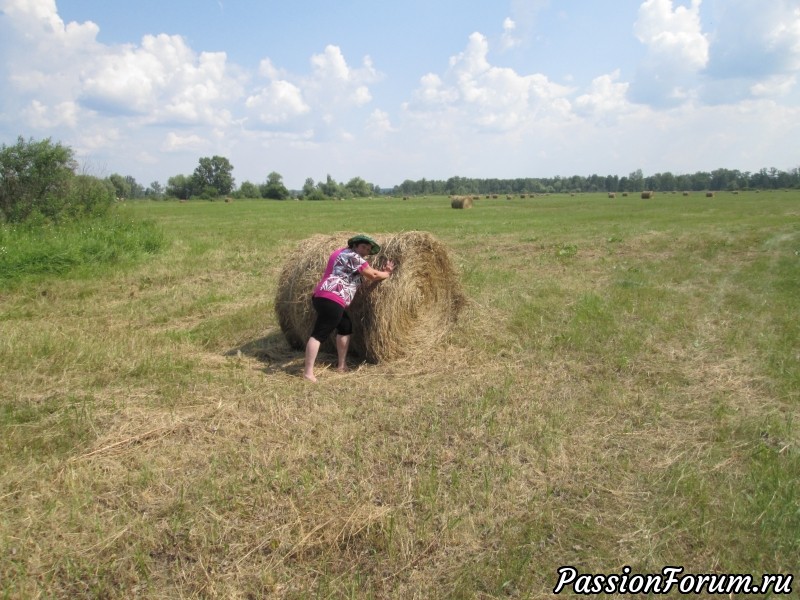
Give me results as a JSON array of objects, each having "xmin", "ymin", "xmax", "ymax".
[
  {"xmin": 275, "ymin": 231, "xmax": 466, "ymax": 363},
  {"xmin": 451, "ymin": 196, "xmax": 473, "ymax": 209}
]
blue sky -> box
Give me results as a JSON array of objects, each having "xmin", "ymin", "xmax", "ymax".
[{"xmin": 1, "ymin": 0, "xmax": 798, "ymax": 189}]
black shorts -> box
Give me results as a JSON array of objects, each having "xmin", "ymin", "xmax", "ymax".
[{"xmin": 310, "ymin": 296, "xmax": 353, "ymax": 341}]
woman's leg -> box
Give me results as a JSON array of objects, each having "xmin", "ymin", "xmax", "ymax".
[
  {"xmin": 335, "ymin": 334, "xmax": 350, "ymax": 371},
  {"xmin": 335, "ymin": 311, "xmax": 353, "ymax": 372},
  {"xmin": 304, "ymin": 337, "xmax": 321, "ymax": 382},
  {"xmin": 305, "ymin": 297, "xmax": 345, "ymax": 382}
]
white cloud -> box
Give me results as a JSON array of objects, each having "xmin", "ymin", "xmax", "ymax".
[
  {"xmin": 302, "ymin": 45, "xmax": 381, "ymax": 112},
  {"xmin": 500, "ymin": 17, "xmax": 521, "ymax": 51},
  {"xmin": 81, "ymin": 34, "xmax": 243, "ymax": 126},
  {"xmin": 574, "ymin": 70, "xmax": 635, "ymax": 120},
  {"xmin": 245, "ymin": 80, "xmax": 310, "ymax": 125},
  {"xmin": 22, "ymin": 100, "xmax": 80, "ymax": 128},
  {"xmin": 365, "ymin": 109, "xmax": 396, "ymax": 135},
  {"xmin": 409, "ymin": 32, "xmax": 573, "ymax": 135},
  {"xmin": 635, "ymin": 0, "xmax": 708, "ymax": 69},
  {"xmin": 706, "ymin": 0, "xmax": 800, "ymax": 79},
  {"xmin": 162, "ymin": 132, "xmax": 208, "ymax": 152},
  {"xmin": 750, "ymin": 74, "xmax": 797, "ymax": 98},
  {"xmin": 0, "ymin": 1, "xmax": 243, "ymax": 129},
  {"xmin": 630, "ymin": 0, "xmax": 708, "ymax": 107}
]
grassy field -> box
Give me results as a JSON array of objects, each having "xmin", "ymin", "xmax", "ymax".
[{"xmin": 1, "ymin": 191, "xmax": 798, "ymax": 598}]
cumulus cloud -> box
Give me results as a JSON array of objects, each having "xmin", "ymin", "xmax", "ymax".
[
  {"xmin": 574, "ymin": 70, "xmax": 636, "ymax": 120},
  {"xmin": 245, "ymin": 80, "xmax": 310, "ymax": 125},
  {"xmin": 1, "ymin": 0, "xmax": 243, "ymax": 132},
  {"xmin": 630, "ymin": 0, "xmax": 708, "ymax": 107},
  {"xmin": 500, "ymin": 17, "xmax": 521, "ymax": 51},
  {"xmin": 705, "ymin": 0, "xmax": 800, "ymax": 80},
  {"xmin": 81, "ymin": 34, "xmax": 243, "ymax": 126},
  {"xmin": 365, "ymin": 109, "xmax": 396, "ymax": 135},
  {"xmin": 408, "ymin": 32, "xmax": 573, "ymax": 135},
  {"xmin": 162, "ymin": 132, "xmax": 208, "ymax": 152},
  {"xmin": 305, "ymin": 45, "xmax": 381, "ymax": 107}
]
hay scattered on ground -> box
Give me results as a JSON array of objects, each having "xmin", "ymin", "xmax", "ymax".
[{"xmin": 275, "ymin": 231, "xmax": 467, "ymax": 363}]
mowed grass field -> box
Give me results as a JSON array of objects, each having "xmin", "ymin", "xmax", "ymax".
[{"xmin": 1, "ymin": 191, "xmax": 798, "ymax": 598}]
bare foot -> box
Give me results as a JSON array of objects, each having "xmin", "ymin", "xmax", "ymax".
[
  {"xmin": 303, "ymin": 373, "xmax": 318, "ymax": 383},
  {"xmin": 336, "ymin": 366, "xmax": 349, "ymax": 373}
]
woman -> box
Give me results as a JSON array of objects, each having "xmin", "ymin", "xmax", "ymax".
[{"xmin": 303, "ymin": 234, "xmax": 395, "ymax": 382}]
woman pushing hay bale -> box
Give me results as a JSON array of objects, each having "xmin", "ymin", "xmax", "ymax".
[{"xmin": 275, "ymin": 231, "xmax": 466, "ymax": 369}]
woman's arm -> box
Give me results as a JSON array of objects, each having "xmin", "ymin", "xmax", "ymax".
[{"xmin": 360, "ymin": 260, "xmax": 395, "ymax": 282}]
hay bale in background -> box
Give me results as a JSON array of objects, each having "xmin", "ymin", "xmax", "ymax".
[
  {"xmin": 608, "ymin": 192, "xmax": 616, "ymax": 198},
  {"xmin": 641, "ymin": 191, "xmax": 654, "ymax": 199},
  {"xmin": 451, "ymin": 196, "xmax": 473, "ymax": 209},
  {"xmin": 706, "ymin": 191, "xmax": 715, "ymax": 197},
  {"xmin": 683, "ymin": 191, "xmax": 690, "ymax": 196},
  {"xmin": 275, "ymin": 231, "xmax": 467, "ymax": 363}
]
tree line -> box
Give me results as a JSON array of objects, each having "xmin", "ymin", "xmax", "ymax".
[
  {"xmin": 392, "ymin": 167, "xmax": 800, "ymax": 197},
  {"xmin": 164, "ymin": 160, "xmax": 379, "ymax": 201},
  {"xmin": 3, "ymin": 136, "xmax": 799, "ymax": 226}
]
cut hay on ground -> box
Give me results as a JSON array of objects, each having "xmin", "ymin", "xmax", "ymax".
[
  {"xmin": 450, "ymin": 196, "xmax": 473, "ymax": 209},
  {"xmin": 275, "ymin": 231, "xmax": 467, "ymax": 363}
]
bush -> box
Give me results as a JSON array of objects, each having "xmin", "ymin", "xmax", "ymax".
[
  {"xmin": 64, "ymin": 175, "xmax": 116, "ymax": 219},
  {"xmin": 0, "ymin": 136, "xmax": 76, "ymax": 223}
]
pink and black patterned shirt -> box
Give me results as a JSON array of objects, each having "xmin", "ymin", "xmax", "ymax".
[{"xmin": 313, "ymin": 248, "xmax": 369, "ymax": 308}]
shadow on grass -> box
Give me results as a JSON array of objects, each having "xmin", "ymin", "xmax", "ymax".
[
  {"xmin": 224, "ymin": 330, "xmax": 305, "ymax": 376},
  {"xmin": 226, "ymin": 329, "xmax": 369, "ymax": 378}
]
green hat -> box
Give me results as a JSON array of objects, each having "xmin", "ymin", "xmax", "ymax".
[{"xmin": 347, "ymin": 234, "xmax": 380, "ymax": 255}]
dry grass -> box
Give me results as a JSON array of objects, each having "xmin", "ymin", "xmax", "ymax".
[{"xmin": 1, "ymin": 194, "xmax": 798, "ymax": 598}]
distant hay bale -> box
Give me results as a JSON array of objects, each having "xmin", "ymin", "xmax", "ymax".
[
  {"xmin": 706, "ymin": 191, "xmax": 715, "ymax": 197},
  {"xmin": 683, "ymin": 191, "xmax": 690, "ymax": 196},
  {"xmin": 451, "ymin": 196, "xmax": 473, "ymax": 209},
  {"xmin": 274, "ymin": 231, "xmax": 467, "ymax": 363},
  {"xmin": 641, "ymin": 191, "xmax": 654, "ymax": 199},
  {"xmin": 622, "ymin": 192, "xmax": 629, "ymax": 197},
  {"xmin": 608, "ymin": 192, "xmax": 616, "ymax": 198}
]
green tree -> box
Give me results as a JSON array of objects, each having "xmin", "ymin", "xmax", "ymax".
[
  {"xmin": 301, "ymin": 177, "xmax": 322, "ymax": 200},
  {"xmin": 261, "ymin": 171, "xmax": 290, "ymax": 199},
  {"xmin": 108, "ymin": 173, "xmax": 131, "ymax": 200},
  {"xmin": 125, "ymin": 175, "xmax": 145, "ymax": 199},
  {"xmin": 237, "ymin": 181, "xmax": 260, "ymax": 198},
  {"xmin": 146, "ymin": 181, "xmax": 164, "ymax": 199},
  {"xmin": 192, "ymin": 156, "xmax": 234, "ymax": 197},
  {"xmin": 0, "ymin": 136, "xmax": 77, "ymax": 223},
  {"xmin": 317, "ymin": 174, "xmax": 342, "ymax": 198},
  {"xmin": 345, "ymin": 176, "xmax": 371, "ymax": 197},
  {"xmin": 166, "ymin": 174, "xmax": 192, "ymax": 200}
]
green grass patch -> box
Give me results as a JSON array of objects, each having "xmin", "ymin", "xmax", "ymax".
[{"xmin": 0, "ymin": 212, "xmax": 165, "ymax": 288}]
